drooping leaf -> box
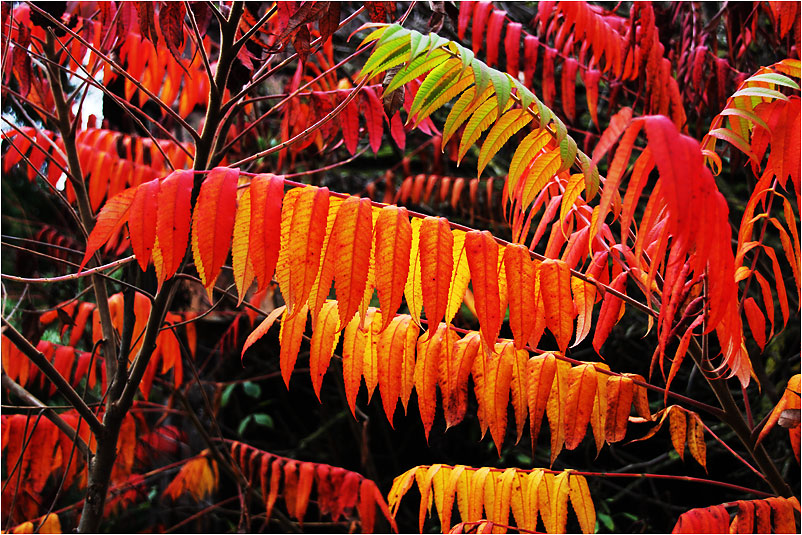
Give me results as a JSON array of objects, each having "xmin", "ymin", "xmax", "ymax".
[
  {"xmin": 276, "ymin": 186, "xmax": 330, "ymax": 317},
  {"xmin": 419, "ymin": 217, "xmax": 454, "ymax": 334},
  {"xmin": 539, "ymin": 259, "xmax": 574, "ymax": 354},
  {"xmin": 153, "ymin": 169, "xmax": 194, "ymax": 289},
  {"xmin": 191, "ymin": 167, "xmax": 239, "ymax": 297},
  {"xmin": 375, "ymin": 206, "xmax": 412, "ymax": 330}
]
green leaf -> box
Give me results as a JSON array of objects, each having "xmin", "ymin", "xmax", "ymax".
[
  {"xmin": 415, "ymin": 75, "xmax": 475, "ymax": 128},
  {"xmin": 243, "ymin": 381, "xmax": 261, "ymax": 398},
  {"xmin": 513, "ymin": 79, "xmax": 536, "ymax": 110},
  {"xmin": 718, "ymin": 107, "xmax": 769, "ymax": 132},
  {"xmin": 408, "ymin": 57, "xmax": 463, "ymax": 119},
  {"xmin": 579, "ymin": 152, "xmax": 600, "ymax": 201},
  {"xmin": 221, "ymin": 383, "xmax": 237, "ymax": 407},
  {"xmin": 471, "ymin": 58, "xmax": 492, "ymax": 99},
  {"xmin": 408, "ymin": 31, "xmax": 427, "ymax": 62},
  {"xmin": 478, "ymin": 109, "xmax": 532, "ymax": 177},
  {"xmin": 746, "ymin": 72, "xmax": 800, "ymax": 90},
  {"xmin": 731, "ymin": 87, "xmax": 788, "ymax": 101},
  {"xmin": 456, "ymin": 43, "xmax": 475, "ymax": 73},
  {"xmin": 443, "ymin": 86, "xmax": 494, "ymax": 146},
  {"xmin": 385, "ymin": 48, "xmax": 450, "ymax": 93},
  {"xmin": 507, "ymin": 128, "xmax": 551, "ymax": 200},
  {"xmin": 488, "ymin": 70, "xmax": 512, "ymax": 115},
  {"xmin": 252, "ymin": 413, "xmax": 275, "ymax": 429},
  {"xmin": 237, "ymin": 415, "xmax": 252, "ymax": 435},
  {"xmin": 459, "ymin": 97, "xmax": 505, "ymax": 163},
  {"xmin": 553, "ymin": 116, "xmax": 568, "ymax": 143},
  {"xmin": 361, "ymin": 34, "xmax": 411, "ymax": 79},
  {"xmin": 558, "ymin": 136, "xmax": 578, "ymax": 173},
  {"xmin": 707, "ymin": 128, "xmax": 759, "ymax": 161}
]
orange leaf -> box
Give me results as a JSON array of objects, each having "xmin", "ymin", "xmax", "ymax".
[
  {"xmin": 241, "ymin": 308, "xmax": 286, "ymax": 363},
  {"xmin": 375, "ymin": 206, "xmax": 413, "ymax": 330},
  {"xmin": 686, "ymin": 413, "xmax": 707, "ymax": 471},
  {"xmin": 309, "ymin": 300, "xmax": 341, "ymax": 400},
  {"xmin": 153, "ymin": 170, "xmax": 194, "ymax": 289},
  {"xmin": 361, "ymin": 308, "xmax": 382, "ymax": 402},
  {"xmin": 508, "ymin": 344, "xmax": 530, "ymax": 444},
  {"xmin": 668, "ymin": 406, "xmax": 687, "ymax": 460},
  {"xmin": 419, "ymin": 217, "xmax": 454, "ymax": 334},
  {"xmin": 249, "ymin": 174, "xmax": 285, "ymax": 292},
  {"xmin": 416, "ymin": 324, "xmax": 458, "ymax": 442},
  {"xmin": 80, "ymin": 186, "xmax": 137, "ymax": 271},
  {"xmin": 276, "ymin": 186, "xmax": 330, "ymax": 317},
  {"xmin": 279, "ymin": 304, "xmax": 309, "ymax": 388},
  {"xmin": 568, "ymin": 474, "xmax": 596, "ymax": 534},
  {"xmin": 295, "ymin": 462, "xmax": 315, "ymax": 524},
  {"xmin": 485, "ymin": 343, "xmax": 516, "ymax": 455},
  {"xmin": 342, "ymin": 311, "xmax": 367, "ymax": 419},
  {"xmin": 377, "ymin": 315, "xmax": 419, "ymax": 422},
  {"xmin": 504, "ymin": 244, "xmax": 539, "ymax": 350},
  {"xmin": 539, "ymin": 259, "xmax": 574, "ymax": 353},
  {"xmin": 546, "ymin": 360, "xmax": 571, "ymax": 464},
  {"xmin": 563, "ymin": 364, "xmax": 597, "ymax": 450},
  {"xmin": 191, "ymin": 167, "xmax": 238, "ymax": 297},
  {"xmin": 604, "ymin": 375, "xmax": 633, "ymax": 443},
  {"xmin": 527, "ymin": 353, "xmax": 558, "ymax": 452},
  {"xmin": 329, "ymin": 196, "xmax": 374, "ymax": 327},
  {"xmin": 571, "ymin": 278, "xmax": 595, "ymax": 347},
  {"xmin": 443, "ymin": 331, "xmax": 481, "ymax": 429},
  {"xmin": 465, "ymin": 231, "xmax": 502, "ymax": 348}
]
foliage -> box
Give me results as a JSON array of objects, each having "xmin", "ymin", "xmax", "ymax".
[{"xmin": 0, "ymin": 1, "xmax": 800, "ymax": 533}]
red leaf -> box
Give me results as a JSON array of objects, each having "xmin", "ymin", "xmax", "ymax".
[
  {"xmin": 458, "ymin": 1, "xmax": 476, "ymax": 40},
  {"xmin": 561, "ymin": 58, "xmax": 579, "ymax": 122},
  {"xmin": 128, "ymin": 178, "xmax": 160, "ymax": 271},
  {"xmin": 362, "ymin": 87, "xmax": 385, "ymax": 155},
  {"xmin": 523, "ymin": 35, "xmax": 539, "ymax": 89},
  {"xmin": 340, "ymin": 90, "xmax": 360, "ymax": 155},
  {"xmin": 743, "ymin": 297, "xmax": 766, "ymax": 352},
  {"xmin": 472, "ymin": 2, "xmax": 494, "ymax": 54},
  {"xmin": 153, "ymin": 169, "xmax": 194, "ymax": 289},
  {"xmin": 191, "ymin": 167, "xmax": 238, "ymax": 296},
  {"xmin": 583, "ymin": 69, "xmax": 602, "ymax": 128},
  {"xmin": 135, "ymin": 1, "xmax": 159, "ymax": 45},
  {"xmin": 592, "ymin": 271, "xmax": 627, "ymax": 356},
  {"xmin": 504, "ymin": 22, "xmax": 522, "ymax": 77},
  {"xmin": 158, "ymin": 2, "xmax": 185, "ymax": 62},
  {"xmin": 542, "ymin": 47, "xmax": 557, "ymax": 108},
  {"xmin": 486, "ymin": 10, "xmax": 505, "ymax": 68},
  {"xmin": 249, "ymin": 173, "xmax": 285, "ymax": 292}
]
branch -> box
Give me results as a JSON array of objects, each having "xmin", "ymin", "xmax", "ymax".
[
  {"xmin": 0, "ymin": 319, "xmax": 104, "ymax": 436},
  {"xmin": 1, "ymin": 372, "xmax": 90, "ymax": 458},
  {"xmin": 1, "ymin": 256, "xmax": 135, "ymax": 284}
]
